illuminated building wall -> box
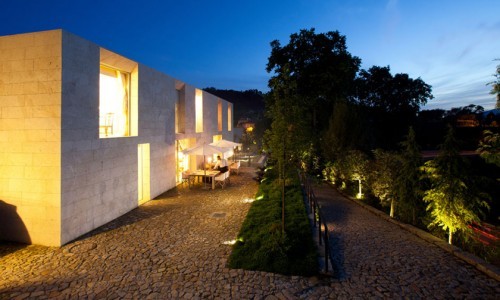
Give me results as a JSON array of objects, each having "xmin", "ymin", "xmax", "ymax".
[
  {"xmin": 0, "ymin": 30, "xmax": 62, "ymax": 246},
  {"xmin": 0, "ymin": 29, "xmax": 234, "ymax": 246}
]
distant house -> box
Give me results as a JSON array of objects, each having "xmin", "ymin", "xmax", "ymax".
[
  {"xmin": 0, "ymin": 29, "xmax": 234, "ymax": 246},
  {"xmin": 456, "ymin": 114, "xmax": 480, "ymax": 127},
  {"xmin": 482, "ymin": 109, "xmax": 500, "ymax": 128}
]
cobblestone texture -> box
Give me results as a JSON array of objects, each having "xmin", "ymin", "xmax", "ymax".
[
  {"xmin": 314, "ymin": 184, "xmax": 499, "ymax": 299},
  {"xmin": 1, "ymin": 168, "xmax": 498, "ymax": 299}
]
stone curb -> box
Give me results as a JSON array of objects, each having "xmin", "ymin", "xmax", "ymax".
[{"xmin": 331, "ymin": 187, "xmax": 500, "ymax": 282}]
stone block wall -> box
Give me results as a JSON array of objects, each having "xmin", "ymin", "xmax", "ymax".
[
  {"xmin": 1, "ymin": 29, "xmax": 235, "ymax": 246},
  {"xmin": 0, "ymin": 30, "xmax": 63, "ymax": 246}
]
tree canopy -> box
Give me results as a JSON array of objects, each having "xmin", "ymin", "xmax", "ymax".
[
  {"xmin": 353, "ymin": 66, "xmax": 433, "ymax": 115},
  {"xmin": 421, "ymin": 126, "xmax": 489, "ymax": 244},
  {"xmin": 487, "ymin": 60, "xmax": 500, "ymax": 109},
  {"xmin": 266, "ymin": 28, "xmax": 361, "ymax": 135}
]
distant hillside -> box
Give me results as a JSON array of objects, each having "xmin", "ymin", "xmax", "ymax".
[{"xmin": 204, "ymin": 87, "xmax": 265, "ymax": 122}]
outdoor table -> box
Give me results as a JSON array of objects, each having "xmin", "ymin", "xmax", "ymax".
[{"xmin": 189, "ymin": 170, "xmax": 220, "ymax": 189}]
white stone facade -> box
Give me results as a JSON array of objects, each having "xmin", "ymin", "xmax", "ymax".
[{"xmin": 0, "ymin": 29, "xmax": 234, "ymax": 246}]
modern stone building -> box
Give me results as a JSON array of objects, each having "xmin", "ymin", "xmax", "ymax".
[{"xmin": 0, "ymin": 29, "xmax": 234, "ymax": 246}]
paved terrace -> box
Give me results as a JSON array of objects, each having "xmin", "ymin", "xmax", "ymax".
[{"xmin": 1, "ymin": 166, "xmax": 499, "ymax": 299}]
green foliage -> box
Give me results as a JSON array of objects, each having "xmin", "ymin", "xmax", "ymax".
[
  {"xmin": 486, "ymin": 60, "xmax": 500, "ymax": 108},
  {"xmin": 370, "ymin": 149, "xmax": 401, "ymax": 215},
  {"xmin": 354, "ymin": 66, "xmax": 433, "ymax": 114},
  {"xmin": 322, "ymin": 100, "xmax": 368, "ymax": 160},
  {"xmin": 395, "ymin": 127, "xmax": 425, "ymax": 225},
  {"xmin": 228, "ymin": 171, "xmax": 317, "ymax": 275},
  {"xmin": 322, "ymin": 150, "xmax": 369, "ymax": 198},
  {"xmin": 266, "ymin": 28, "xmax": 361, "ymax": 172},
  {"xmin": 352, "ymin": 66, "xmax": 433, "ymax": 149},
  {"xmin": 421, "ymin": 126, "xmax": 490, "ymax": 244},
  {"xmin": 477, "ymin": 130, "xmax": 500, "ymax": 167}
]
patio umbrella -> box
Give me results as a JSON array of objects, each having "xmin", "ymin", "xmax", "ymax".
[
  {"xmin": 210, "ymin": 139, "xmax": 242, "ymax": 161},
  {"xmin": 210, "ymin": 139, "xmax": 242, "ymax": 148},
  {"xmin": 182, "ymin": 143, "xmax": 230, "ymax": 188}
]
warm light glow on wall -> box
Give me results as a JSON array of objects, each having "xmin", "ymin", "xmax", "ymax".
[
  {"xmin": 213, "ymin": 135, "xmax": 222, "ymax": 143},
  {"xmin": 176, "ymin": 139, "xmax": 191, "ymax": 183},
  {"xmin": 195, "ymin": 89, "xmax": 203, "ymax": 133},
  {"xmin": 99, "ymin": 65, "xmax": 130, "ymax": 138},
  {"xmin": 218, "ymin": 99, "xmax": 223, "ymax": 132},
  {"xmin": 228, "ymin": 104, "xmax": 232, "ymax": 131},
  {"xmin": 246, "ymin": 126, "xmax": 254, "ymax": 133},
  {"xmin": 138, "ymin": 143, "xmax": 150, "ymax": 205}
]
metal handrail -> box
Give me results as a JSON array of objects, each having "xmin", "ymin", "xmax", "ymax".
[{"xmin": 298, "ymin": 171, "xmax": 333, "ymax": 274}]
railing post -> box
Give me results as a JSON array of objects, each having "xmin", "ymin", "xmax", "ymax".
[
  {"xmin": 324, "ymin": 225, "xmax": 329, "ymax": 273},
  {"xmin": 318, "ymin": 213, "xmax": 322, "ymax": 245}
]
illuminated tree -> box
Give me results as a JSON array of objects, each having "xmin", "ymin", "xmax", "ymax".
[
  {"xmin": 344, "ymin": 150, "xmax": 370, "ymax": 198},
  {"xmin": 421, "ymin": 126, "xmax": 489, "ymax": 244},
  {"xmin": 395, "ymin": 127, "xmax": 424, "ymax": 225},
  {"xmin": 266, "ymin": 28, "xmax": 361, "ymax": 170},
  {"xmin": 371, "ymin": 149, "xmax": 401, "ymax": 217},
  {"xmin": 477, "ymin": 130, "xmax": 500, "ymax": 167}
]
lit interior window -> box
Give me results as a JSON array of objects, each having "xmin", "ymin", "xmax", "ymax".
[
  {"xmin": 218, "ymin": 99, "xmax": 222, "ymax": 132},
  {"xmin": 195, "ymin": 89, "xmax": 203, "ymax": 133},
  {"xmin": 99, "ymin": 65, "xmax": 130, "ymax": 138},
  {"xmin": 228, "ymin": 104, "xmax": 232, "ymax": 131}
]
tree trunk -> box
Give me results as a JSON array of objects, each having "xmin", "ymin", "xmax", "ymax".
[
  {"xmin": 448, "ymin": 231, "xmax": 453, "ymax": 245},
  {"xmin": 390, "ymin": 199, "xmax": 395, "ymax": 218},
  {"xmin": 358, "ymin": 179, "xmax": 362, "ymax": 198}
]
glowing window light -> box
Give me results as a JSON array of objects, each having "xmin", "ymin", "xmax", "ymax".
[
  {"xmin": 217, "ymin": 99, "xmax": 222, "ymax": 132},
  {"xmin": 99, "ymin": 65, "xmax": 130, "ymax": 138},
  {"xmin": 195, "ymin": 89, "xmax": 203, "ymax": 133},
  {"xmin": 227, "ymin": 104, "xmax": 232, "ymax": 131}
]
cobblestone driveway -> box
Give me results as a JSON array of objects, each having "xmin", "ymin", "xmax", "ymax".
[
  {"xmin": 1, "ymin": 168, "xmax": 499, "ymax": 299},
  {"xmin": 314, "ymin": 184, "xmax": 499, "ymax": 299}
]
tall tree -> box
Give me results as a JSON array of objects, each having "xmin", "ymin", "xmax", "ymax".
[
  {"xmin": 487, "ymin": 60, "xmax": 500, "ymax": 109},
  {"xmin": 396, "ymin": 127, "xmax": 424, "ymax": 225},
  {"xmin": 371, "ymin": 149, "xmax": 401, "ymax": 217},
  {"xmin": 352, "ymin": 66, "xmax": 433, "ymax": 149},
  {"xmin": 344, "ymin": 150, "xmax": 370, "ymax": 198},
  {"xmin": 421, "ymin": 126, "xmax": 489, "ymax": 244},
  {"xmin": 266, "ymin": 28, "xmax": 361, "ymax": 145},
  {"xmin": 477, "ymin": 130, "xmax": 500, "ymax": 167},
  {"xmin": 322, "ymin": 100, "xmax": 367, "ymax": 160}
]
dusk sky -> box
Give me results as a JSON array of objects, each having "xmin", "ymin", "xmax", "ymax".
[{"xmin": 1, "ymin": 0, "xmax": 499, "ymax": 110}]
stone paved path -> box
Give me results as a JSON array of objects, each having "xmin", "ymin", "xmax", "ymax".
[
  {"xmin": 1, "ymin": 168, "xmax": 498, "ymax": 299},
  {"xmin": 314, "ymin": 183, "xmax": 500, "ymax": 299}
]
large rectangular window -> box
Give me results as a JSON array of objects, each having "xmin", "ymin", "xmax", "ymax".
[
  {"xmin": 99, "ymin": 65, "xmax": 130, "ymax": 138},
  {"xmin": 227, "ymin": 103, "xmax": 232, "ymax": 132},
  {"xmin": 195, "ymin": 89, "xmax": 203, "ymax": 133},
  {"xmin": 217, "ymin": 99, "xmax": 222, "ymax": 132}
]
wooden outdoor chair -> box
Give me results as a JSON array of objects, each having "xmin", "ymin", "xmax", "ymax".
[
  {"xmin": 181, "ymin": 171, "xmax": 191, "ymax": 187},
  {"xmin": 214, "ymin": 172, "xmax": 228, "ymax": 189},
  {"xmin": 230, "ymin": 161, "xmax": 240, "ymax": 175}
]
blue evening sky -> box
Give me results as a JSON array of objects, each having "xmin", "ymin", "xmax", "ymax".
[{"xmin": 1, "ymin": 0, "xmax": 499, "ymax": 110}]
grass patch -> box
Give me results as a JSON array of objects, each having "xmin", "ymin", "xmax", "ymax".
[{"xmin": 228, "ymin": 168, "xmax": 317, "ymax": 276}]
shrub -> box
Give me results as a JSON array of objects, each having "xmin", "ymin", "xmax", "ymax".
[{"xmin": 228, "ymin": 170, "xmax": 317, "ymax": 275}]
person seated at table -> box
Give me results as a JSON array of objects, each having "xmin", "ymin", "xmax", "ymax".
[{"xmin": 213, "ymin": 155, "xmax": 228, "ymax": 173}]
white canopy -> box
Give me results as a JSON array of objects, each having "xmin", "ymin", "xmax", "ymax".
[
  {"xmin": 182, "ymin": 143, "xmax": 230, "ymax": 156},
  {"xmin": 210, "ymin": 139, "xmax": 242, "ymax": 149}
]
